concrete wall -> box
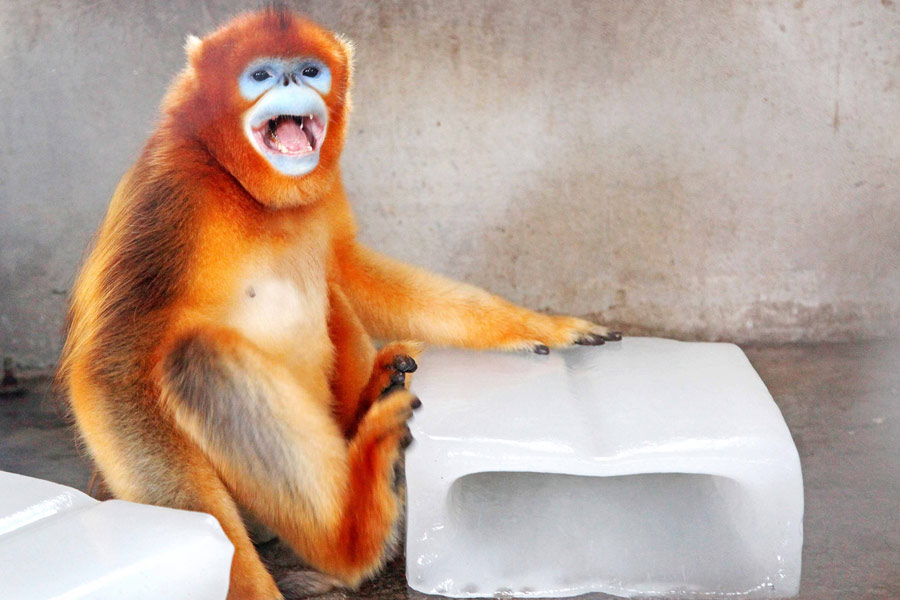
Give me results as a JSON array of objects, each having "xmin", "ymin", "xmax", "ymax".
[{"xmin": 1, "ymin": 0, "xmax": 898, "ymax": 367}]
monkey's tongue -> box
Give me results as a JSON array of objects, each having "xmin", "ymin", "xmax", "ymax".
[{"xmin": 274, "ymin": 119, "xmax": 311, "ymax": 152}]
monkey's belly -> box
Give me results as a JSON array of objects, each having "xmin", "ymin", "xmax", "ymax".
[{"xmin": 225, "ymin": 276, "xmax": 330, "ymax": 364}]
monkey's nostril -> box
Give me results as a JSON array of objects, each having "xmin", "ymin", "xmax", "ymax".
[{"xmin": 282, "ymin": 75, "xmax": 290, "ymax": 86}]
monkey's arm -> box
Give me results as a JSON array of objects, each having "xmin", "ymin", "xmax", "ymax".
[{"xmin": 335, "ymin": 241, "xmax": 618, "ymax": 352}]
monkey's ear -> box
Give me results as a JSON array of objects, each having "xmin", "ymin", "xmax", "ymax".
[
  {"xmin": 184, "ymin": 34, "xmax": 203, "ymax": 62},
  {"xmin": 334, "ymin": 33, "xmax": 355, "ymax": 69}
]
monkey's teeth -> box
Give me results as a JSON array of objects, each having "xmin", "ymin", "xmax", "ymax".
[{"xmin": 259, "ymin": 114, "xmax": 316, "ymax": 155}]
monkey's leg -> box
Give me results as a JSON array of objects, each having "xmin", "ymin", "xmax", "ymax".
[
  {"xmin": 159, "ymin": 327, "xmax": 420, "ymax": 590},
  {"xmin": 336, "ymin": 241, "xmax": 621, "ymax": 353},
  {"xmin": 268, "ymin": 386, "xmax": 420, "ymax": 586},
  {"xmin": 68, "ymin": 369, "xmax": 282, "ymax": 599},
  {"xmin": 329, "ymin": 284, "xmax": 421, "ymax": 437}
]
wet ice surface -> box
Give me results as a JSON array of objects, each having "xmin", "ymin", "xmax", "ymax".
[
  {"xmin": 0, "ymin": 471, "xmax": 234, "ymax": 600},
  {"xmin": 406, "ymin": 338, "xmax": 803, "ymax": 598}
]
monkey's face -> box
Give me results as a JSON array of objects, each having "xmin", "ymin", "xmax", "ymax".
[
  {"xmin": 239, "ymin": 58, "xmax": 330, "ymax": 177},
  {"xmin": 171, "ymin": 10, "xmax": 352, "ymax": 208}
]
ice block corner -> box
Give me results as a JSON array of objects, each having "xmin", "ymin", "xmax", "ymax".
[{"xmin": 0, "ymin": 471, "xmax": 234, "ymax": 600}]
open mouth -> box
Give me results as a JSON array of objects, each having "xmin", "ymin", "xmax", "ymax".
[{"xmin": 252, "ymin": 114, "xmax": 324, "ymax": 156}]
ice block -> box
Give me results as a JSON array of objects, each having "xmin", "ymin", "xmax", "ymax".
[
  {"xmin": 0, "ymin": 471, "xmax": 233, "ymax": 599},
  {"xmin": 405, "ymin": 337, "xmax": 803, "ymax": 598}
]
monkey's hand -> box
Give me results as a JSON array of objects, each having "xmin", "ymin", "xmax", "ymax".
[{"xmin": 517, "ymin": 314, "xmax": 622, "ymax": 355}]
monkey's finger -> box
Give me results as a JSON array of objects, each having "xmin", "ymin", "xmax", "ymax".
[
  {"xmin": 574, "ymin": 333, "xmax": 606, "ymax": 346},
  {"xmin": 603, "ymin": 331, "xmax": 623, "ymax": 342},
  {"xmin": 533, "ymin": 344, "xmax": 550, "ymax": 355}
]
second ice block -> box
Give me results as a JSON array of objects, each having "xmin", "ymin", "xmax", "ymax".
[{"xmin": 405, "ymin": 337, "xmax": 803, "ymax": 598}]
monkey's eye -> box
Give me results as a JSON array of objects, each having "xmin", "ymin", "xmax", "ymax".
[
  {"xmin": 251, "ymin": 69, "xmax": 271, "ymax": 82},
  {"xmin": 302, "ymin": 66, "xmax": 319, "ymax": 78}
]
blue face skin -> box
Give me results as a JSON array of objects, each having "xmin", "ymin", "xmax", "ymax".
[
  {"xmin": 239, "ymin": 58, "xmax": 332, "ymax": 99},
  {"xmin": 239, "ymin": 58, "xmax": 332, "ymax": 176}
]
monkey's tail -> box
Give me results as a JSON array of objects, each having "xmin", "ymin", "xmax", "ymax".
[
  {"xmin": 257, "ymin": 538, "xmax": 342, "ymax": 598},
  {"xmin": 276, "ymin": 570, "xmax": 341, "ymax": 598}
]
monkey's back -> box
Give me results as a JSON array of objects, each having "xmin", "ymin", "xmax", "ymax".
[{"xmin": 57, "ymin": 132, "xmax": 212, "ymax": 500}]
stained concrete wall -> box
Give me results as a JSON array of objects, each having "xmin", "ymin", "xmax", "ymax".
[{"xmin": 1, "ymin": 0, "xmax": 899, "ymax": 367}]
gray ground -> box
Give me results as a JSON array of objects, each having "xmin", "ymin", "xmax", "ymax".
[{"xmin": 1, "ymin": 341, "xmax": 898, "ymax": 599}]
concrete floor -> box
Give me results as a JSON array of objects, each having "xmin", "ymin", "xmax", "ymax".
[{"xmin": 1, "ymin": 341, "xmax": 898, "ymax": 599}]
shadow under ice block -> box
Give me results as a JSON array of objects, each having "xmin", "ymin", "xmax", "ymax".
[
  {"xmin": 0, "ymin": 471, "xmax": 233, "ymax": 599},
  {"xmin": 406, "ymin": 338, "xmax": 803, "ymax": 598}
]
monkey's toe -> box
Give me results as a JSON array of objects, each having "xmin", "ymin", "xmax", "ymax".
[
  {"xmin": 392, "ymin": 354, "xmax": 417, "ymax": 373},
  {"xmin": 380, "ymin": 354, "xmax": 418, "ymax": 396},
  {"xmin": 380, "ymin": 382, "xmax": 403, "ymax": 397},
  {"xmin": 400, "ymin": 425, "xmax": 415, "ymax": 449}
]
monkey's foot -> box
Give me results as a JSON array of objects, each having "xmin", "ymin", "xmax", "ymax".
[
  {"xmin": 342, "ymin": 343, "xmax": 419, "ymax": 440},
  {"xmin": 371, "ymin": 341, "xmax": 424, "ymax": 397},
  {"xmin": 357, "ymin": 387, "xmax": 422, "ymax": 450},
  {"xmin": 382, "ymin": 353, "xmax": 418, "ymax": 394},
  {"xmin": 349, "ymin": 343, "xmax": 423, "ymax": 441}
]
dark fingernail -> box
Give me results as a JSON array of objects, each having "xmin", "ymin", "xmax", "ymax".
[
  {"xmin": 400, "ymin": 425, "xmax": 415, "ymax": 450},
  {"xmin": 411, "ymin": 397, "xmax": 422, "ymax": 409},
  {"xmin": 533, "ymin": 344, "xmax": 550, "ymax": 355},
  {"xmin": 575, "ymin": 334, "xmax": 605, "ymax": 346},
  {"xmin": 605, "ymin": 331, "xmax": 623, "ymax": 341},
  {"xmin": 390, "ymin": 371, "xmax": 406, "ymax": 385}
]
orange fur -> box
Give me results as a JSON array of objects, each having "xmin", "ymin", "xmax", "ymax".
[{"xmin": 58, "ymin": 8, "xmax": 617, "ymax": 599}]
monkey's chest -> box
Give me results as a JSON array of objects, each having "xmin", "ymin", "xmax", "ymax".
[{"xmin": 224, "ymin": 269, "xmax": 331, "ymax": 369}]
